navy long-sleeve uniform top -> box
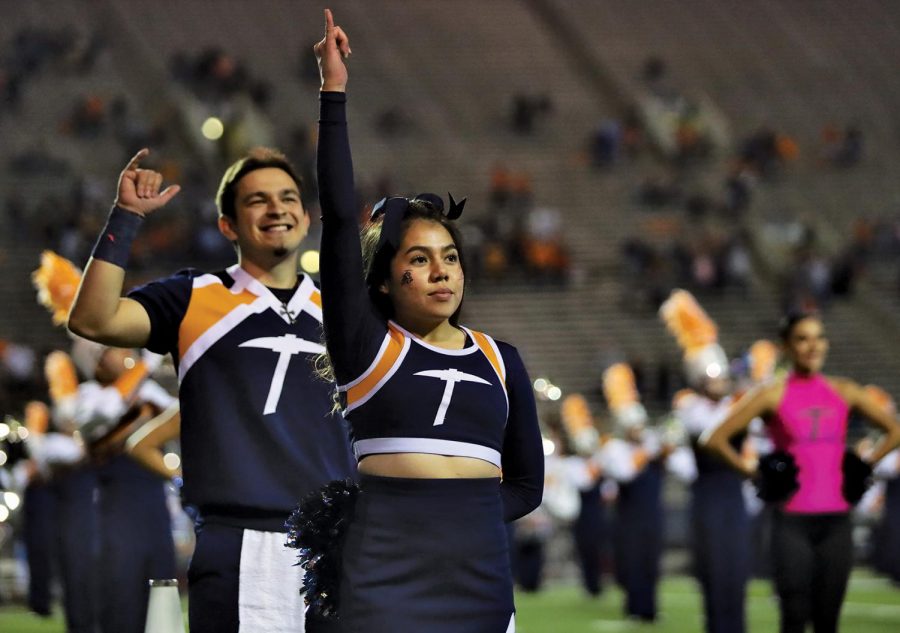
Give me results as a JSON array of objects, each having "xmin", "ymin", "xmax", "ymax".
[
  {"xmin": 128, "ymin": 265, "xmax": 356, "ymax": 530},
  {"xmin": 317, "ymin": 92, "xmax": 543, "ymax": 522}
]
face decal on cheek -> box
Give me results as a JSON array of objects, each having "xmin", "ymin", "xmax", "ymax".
[{"xmin": 401, "ymin": 270, "xmax": 413, "ymax": 286}]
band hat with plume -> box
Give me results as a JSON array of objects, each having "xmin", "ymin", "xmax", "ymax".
[
  {"xmin": 32, "ymin": 251, "xmax": 82, "ymax": 326},
  {"xmin": 659, "ymin": 289, "xmax": 729, "ymax": 386},
  {"xmin": 602, "ymin": 363, "xmax": 648, "ymax": 432},
  {"xmin": 560, "ymin": 393, "xmax": 599, "ymax": 454},
  {"xmin": 32, "ymin": 250, "xmax": 109, "ymax": 378},
  {"xmin": 44, "ymin": 350, "xmax": 81, "ymax": 423},
  {"xmin": 747, "ymin": 339, "xmax": 779, "ymax": 384}
]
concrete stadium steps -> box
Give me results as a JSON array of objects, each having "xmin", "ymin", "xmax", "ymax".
[
  {"xmin": 3, "ymin": 0, "xmax": 898, "ymax": 410},
  {"xmin": 0, "ymin": 1, "xmax": 132, "ymax": 180},
  {"xmin": 548, "ymin": 0, "xmax": 900, "ymax": 147}
]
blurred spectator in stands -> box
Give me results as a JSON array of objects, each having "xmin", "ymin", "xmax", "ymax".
[
  {"xmin": 674, "ymin": 103, "xmax": 712, "ymax": 165},
  {"xmin": 636, "ymin": 173, "xmax": 681, "ymax": 209},
  {"xmin": 511, "ymin": 92, "xmax": 553, "ymax": 135},
  {"xmin": 522, "ymin": 205, "xmax": 570, "ymax": 284},
  {"xmin": 1, "ymin": 340, "xmax": 45, "ymax": 411},
  {"xmin": 374, "ymin": 105, "xmax": 415, "ymax": 137},
  {"xmin": 458, "ymin": 222, "xmax": 486, "ymax": 285},
  {"xmin": 690, "ymin": 244, "xmax": 718, "ymax": 291},
  {"xmin": 784, "ymin": 249, "xmax": 832, "ymax": 312},
  {"xmin": 7, "ymin": 192, "xmax": 28, "ymax": 240},
  {"xmin": 171, "ymin": 47, "xmax": 274, "ymax": 110},
  {"xmin": 285, "ymin": 125, "xmax": 319, "ymax": 206},
  {"xmin": 110, "ymin": 97, "xmax": 168, "ymax": 156},
  {"xmin": 739, "ymin": 127, "xmax": 797, "ymax": 179},
  {"xmin": 723, "ymin": 163, "xmax": 756, "ymax": 217},
  {"xmin": 820, "ymin": 123, "xmax": 864, "ymax": 169},
  {"xmin": 642, "ymin": 55, "xmax": 677, "ymax": 102},
  {"xmin": 724, "ymin": 234, "xmax": 753, "ymax": 295},
  {"xmin": 685, "ymin": 192, "xmax": 713, "ymax": 221},
  {"xmin": 0, "ymin": 67, "xmax": 24, "ymax": 113},
  {"xmin": 64, "ymin": 94, "xmax": 107, "ymax": 138},
  {"xmin": 590, "ymin": 119, "xmax": 622, "ymax": 169},
  {"xmin": 8, "ymin": 145, "xmax": 71, "ymax": 177},
  {"xmin": 489, "ymin": 162, "xmax": 514, "ymax": 210},
  {"xmin": 621, "ymin": 107, "xmax": 645, "ymax": 158}
]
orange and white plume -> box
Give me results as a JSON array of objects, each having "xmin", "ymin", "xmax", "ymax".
[
  {"xmin": 24, "ymin": 401, "xmax": 51, "ymax": 435},
  {"xmin": 32, "ymin": 251, "xmax": 82, "ymax": 326},
  {"xmin": 44, "ymin": 350, "xmax": 80, "ymax": 424},
  {"xmin": 561, "ymin": 393, "xmax": 599, "ymax": 454},
  {"xmin": 659, "ymin": 289, "xmax": 728, "ymax": 385},
  {"xmin": 602, "ymin": 363, "xmax": 647, "ymax": 431},
  {"xmin": 659, "ymin": 290, "xmax": 718, "ymax": 354},
  {"xmin": 748, "ymin": 340, "xmax": 779, "ymax": 384},
  {"xmin": 45, "ymin": 351, "xmax": 79, "ymax": 403}
]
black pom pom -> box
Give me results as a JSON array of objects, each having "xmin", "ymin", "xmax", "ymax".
[
  {"xmin": 285, "ymin": 478, "xmax": 360, "ymax": 618},
  {"xmin": 841, "ymin": 450, "xmax": 873, "ymax": 505},
  {"xmin": 755, "ymin": 451, "xmax": 800, "ymax": 503}
]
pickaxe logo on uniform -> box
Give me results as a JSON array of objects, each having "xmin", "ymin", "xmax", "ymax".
[
  {"xmin": 240, "ymin": 334, "xmax": 325, "ymax": 415},
  {"xmin": 414, "ymin": 368, "xmax": 491, "ymax": 426}
]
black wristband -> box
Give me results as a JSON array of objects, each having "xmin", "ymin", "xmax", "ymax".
[{"xmin": 91, "ymin": 206, "xmax": 143, "ymax": 268}]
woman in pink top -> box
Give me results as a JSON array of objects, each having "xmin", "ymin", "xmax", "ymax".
[{"xmin": 702, "ymin": 312, "xmax": 900, "ymax": 633}]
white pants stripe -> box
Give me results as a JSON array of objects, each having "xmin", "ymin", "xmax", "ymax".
[{"xmin": 237, "ymin": 530, "xmax": 306, "ymax": 633}]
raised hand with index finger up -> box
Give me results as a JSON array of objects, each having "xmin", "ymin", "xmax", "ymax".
[
  {"xmin": 313, "ymin": 8, "xmax": 351, "ymax": 93},
  {"xmin": 115, "ymin": 148, "xmax": 181, "ymax": 217}
]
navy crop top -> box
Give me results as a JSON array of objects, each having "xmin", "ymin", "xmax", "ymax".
[{"xmin": 317, "ymin": 92, "xmax": 543, "ymax": 521}]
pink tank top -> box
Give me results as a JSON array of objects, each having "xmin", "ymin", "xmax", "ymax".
[{"xmin": 767, "ymin": 373, "xmax": 850, "ymax": 514}]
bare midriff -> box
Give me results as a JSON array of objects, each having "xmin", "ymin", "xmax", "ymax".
[{"xmin": 359, "ymin": 453, "xmax": 500, "ymax": 479}]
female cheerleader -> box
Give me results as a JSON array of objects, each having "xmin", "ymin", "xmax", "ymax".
[
  {"xmin": 299, "ymin": 10, "xmax": 544, "ymax": 632},
  {"xmin": 702, "ymin": 311, "xmax": 900, "ymax": 633}
]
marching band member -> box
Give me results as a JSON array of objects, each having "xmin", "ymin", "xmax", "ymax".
[
  {"xmin": 860, "ymin": 386, "xmax": 900, "ymax": 584},
  {"xmin": 599, "ymin": 363, "xmax": 670, "ymax": 622},
  {"xmin": 35, "ymin": 251, "xmax": 179, "ymax": 633},
  {"xmin": 560, "ymin": 394, "xmax": 608, "ymax": 596},
  {"xmin": 661, "ymin": 289, "xmax": 749, "ymax": 633}
]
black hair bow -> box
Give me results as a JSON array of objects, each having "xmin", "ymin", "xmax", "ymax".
[{"xmin": 370, "ymin": 192, "xmax": 466, "ymax": 252}]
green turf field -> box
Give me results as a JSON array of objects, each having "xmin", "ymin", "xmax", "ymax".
[{"xmin": 1, "ymin": 572, "xmax": 898, "ymax": 632}]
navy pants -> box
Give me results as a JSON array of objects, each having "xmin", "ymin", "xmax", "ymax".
[
  {"xmin": 691, "ymin": 476, "xmax": 750, "ymax": 633},
  {"xmin": 187, "ymin": 520, "xmax": 339, "ymax": 633},
  {"xmin": 614, "ymin": 464, "xmax": 663, "ymax": 621},
  {"xmin": 772, "ymin": 512, "xmax": 852, "ymax": 633},
  {"xmin": 573, "ymin": 484, "xmax": 606, "ymax": 596},
  {"xmin": 511, "ymin": 531, "xmax": 545, "ymax": 591},
  {"xmin": 875, "ymin": 478, "xmax": 900, "ymax": 582},
  {"xmin": 97, "ymin": 456, "xmax": 177, "ymax": 633},
  {"xmin": 187, "ymin": 522, "xmax": 241, "ymax": 633},
  {"xmin": 23, "ymin": 480, "xmax": 57, "ymax": 616},
  {"xmin": 54, "ymin": 467, "xmax": 99, "ymax": 633}
]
